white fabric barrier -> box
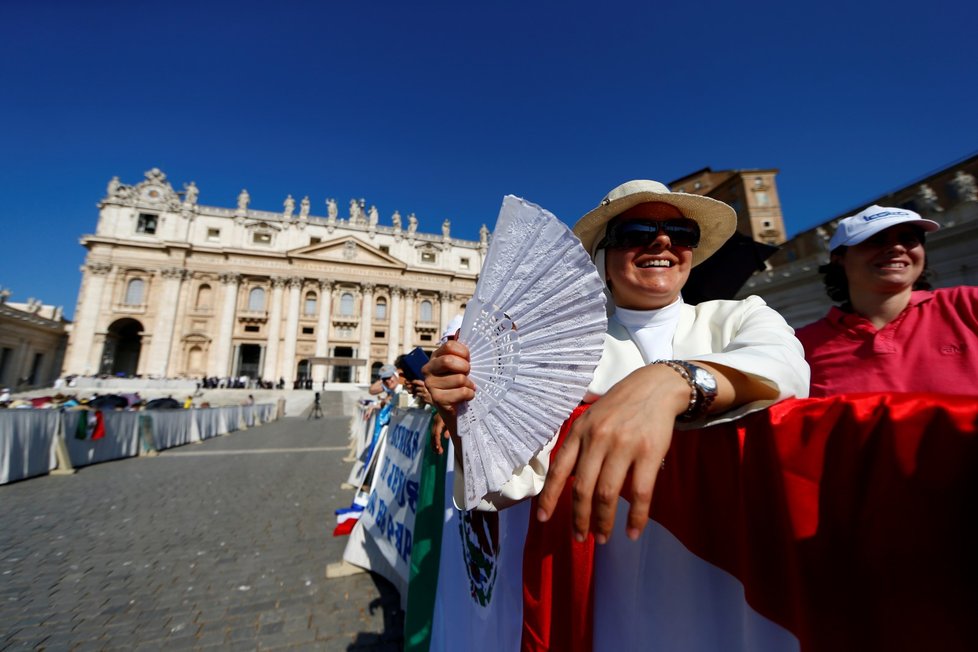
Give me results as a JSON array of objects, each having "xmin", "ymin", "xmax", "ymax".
[
  {"xmin": 1, "ymin": 404, "xmax": 280, "ymax": 483},
  {"xmin": 346, "ymin": 408, "xmax": 378, "ymax": 487},
  {"xmin": 0, "ymin": 410, "xmax": 59, "ymax": 484},
  {"xmin": 64, "ymin": 410, "xmax": 141, "ymax": 468},
  {"xmin": 344, "ymin": 408, "xmax": 434, "ymax": 609},
  {"xmin": 256, "ymin": 403, "xmax": 275, "ymax": 423},
  {"xmin": 221, "ymin": 406, "xmax": 242, "ymax": 433},
  {"xmin": 194, "ymin": 408, "xmax": 225, "ymax": 440},
  {"xmin": 147, "ymin": 410, "xmax": 199, "ymax": 451}
]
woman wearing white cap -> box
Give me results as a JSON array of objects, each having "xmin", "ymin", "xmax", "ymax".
[
  {"xmin": 796, "ymin": 205, "xmax": 978, "ymax": 397},
  {"xmin": 425, "ymin": 180, "xmax": 809, "ymax": 543}
]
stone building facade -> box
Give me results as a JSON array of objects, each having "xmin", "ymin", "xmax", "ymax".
[
  {"xmin": 739, "ymin": 154, "xmax": 978, "ymax": 327},
  {"xmin": 0, "ymin": 289, "xmax": 69, "ymax": 390},
  {"xmin": 669, "ymin": 167, "xmax": 788, "ymax": 245},
  {"xmin": 63, "ymin": 169, "xmax": 485, "ymax": 384}
]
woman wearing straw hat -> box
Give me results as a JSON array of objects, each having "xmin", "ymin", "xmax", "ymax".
[
  {"xmin": 427, "ymin": 180, "xmax": 808, "ymax": 527},
  {"xmin": 796, "ymin": 205, "xmax": 978, "ymax": 397},
  {"xmin": 424, "ymin": 180, "xmax": 809, "ymax": 647}
]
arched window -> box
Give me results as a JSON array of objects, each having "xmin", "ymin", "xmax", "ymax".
[
  {"xmin": 124, "ymin": 279, "xmax": 144, "ymax": 305},
  {"xmin": 248, "ymin": 287, "xmax": 265, "ymax": 311},
  {"xmin": 375, "ymin": 297, "xmax": 387, "ymax": 320},
  {"xmin": 340, "ymin": 292, "xmax": 355, "ymax": 316},
  {"xmin": 188, "ymin": 346, "xmax": 203, "ymax": 371},
  {"xmin": 195, "ymin": 284, "xmax": 212, "ymax": 309},
  {"xmin": 420, "ymin": 299, "xmax": 433, "ymax": 322},
  {"xmin": 304, "ymin": 291, "xmax": 317, "ymax": 316}
]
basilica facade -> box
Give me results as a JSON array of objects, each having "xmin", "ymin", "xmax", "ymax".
[{"xmin": 63, "ymin": 169, "xmax": 483, "ymax": 384}]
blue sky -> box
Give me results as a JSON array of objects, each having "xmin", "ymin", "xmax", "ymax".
[{"xmin": 1, "ymin": 0, "xmax": 974, "ymax": 319}]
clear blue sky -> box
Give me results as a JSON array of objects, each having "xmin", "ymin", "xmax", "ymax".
[{"xmin": 2, "ymin": 0, "xmax": 974, "ymax": 319}]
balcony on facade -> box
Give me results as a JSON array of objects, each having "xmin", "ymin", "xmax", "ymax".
[{"xmin": 237, "ymin": 310, "xmax": 268, "ymax": 323}]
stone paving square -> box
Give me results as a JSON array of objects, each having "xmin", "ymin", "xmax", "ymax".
[{"xmin": 0, "ymin": 411, "xmax": 403, "ymax": 651}]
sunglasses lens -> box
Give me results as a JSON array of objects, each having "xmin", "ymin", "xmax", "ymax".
[{"xmin": 606, "ymin": 220, "xmax": 699, "ymax": 249}]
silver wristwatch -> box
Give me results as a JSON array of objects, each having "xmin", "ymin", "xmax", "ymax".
[{"xmin": 654, "ymin": 360, "xmax": 718, "ymax": 421}]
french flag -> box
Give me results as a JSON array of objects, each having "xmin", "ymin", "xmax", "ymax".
[{"xmin": 333, "ymin": 493, "xmax": 369, "ymax": 537}]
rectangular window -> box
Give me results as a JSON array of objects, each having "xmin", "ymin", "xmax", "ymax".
[
  {"xmin": 0, "ymin": 347, "xmax": 13, "ymax": 384},
  {"xmin": 302, "ymin": 326, "xmax": 314, "ymax": 335},
  {"xmin": 29, "ymin": 353, "xmax": 43, "ymax": 385},
  {"xmin": 420, "ymin": 334, "xmax": 433, "ymax": 342},
  {"xmin": 421, "ymin": 251, "xmax": 436, "ymax": 264},
  {"xmin": 380, "ymin": 245, "xmax": 390, "ymax": 254},
  {"xmin": 460, "ymin": 257, "xmax": 470, "ymax": 270},
  {"xmin": 252, "ymin": 232, "xmax": 272, "ymax": 245},
  {"xmin": 136, "ymin": 213, "xmax": 158, "ymax": 234},
  {"xmin": 244, "ymin": 325, "xmax": 260, "ymax": 333},
  {"xmin": 374, "ymin": 330, "xmax": 385, "ymax": 338},
  {"xmin": 310, "ymin": 237, "xmax": 321, "ymax": 245},
  {"xmin": 207, "ymin": 228, "xmax": 221, "ymax": 241}
]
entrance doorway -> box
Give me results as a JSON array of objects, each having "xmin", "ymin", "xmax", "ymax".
[
  {"xmin": 237, "ymin": 344, "xmax": 262, "ymax": 380},
  {"xmin": 332, "ymin": 346, "xmax": 353, "ymax": 383},
  {"xmin": 100, "ymin": 318, "xmax": 143, "ymax": 377}
]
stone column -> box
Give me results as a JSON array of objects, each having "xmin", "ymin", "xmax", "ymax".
[
  {"xmin": 66, "ymin": 261, "xmax": 112, "ymax": 375},
  {"xmin": 280, "ymin": 277, "xmax": 303, "ymax": 385},
  {"xmin": 388, "ymin": 287, "xmax": 402, "ymax": 362},
  {"xmin": 213, "ymin": 272, "xmax": 241, "ymax": 378},
  {"xmin": 313, "ymin": 280, "xmax": 333, "ymax": 384},
  {"xmin": 147, "ymin": 267, "xmax": 187, "ymax": 377},
  {"xmin": 264, "ymin": 277, "xmax": 286, "ymax": 383},
  {"xmin": 358, "ymin": 282, "xmax": 375, "ymax": 383},
  {"xmin": 402, "ymin": 289, "xmax": 416, "ymax": 354},
  {"xmin": 439, "ymin": 291, "xmax": 453, "ymax": 332}
]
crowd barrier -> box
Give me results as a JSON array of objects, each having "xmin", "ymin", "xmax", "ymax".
[
  {"xmin": 334, "ymin": 394, "xmax": 978, "ymax": 652},
  {"xmin": 0, "ymin": 403, "xmax": 278, "ymax": 485}
]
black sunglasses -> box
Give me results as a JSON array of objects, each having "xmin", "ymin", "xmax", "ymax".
[{"xmin": 598, "ymin": 218, "xmax": 700, "ymax": 250}]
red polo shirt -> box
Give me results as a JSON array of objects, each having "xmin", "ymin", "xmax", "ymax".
[{"xmin": 796, "ymin": 287, "xmax": 978, "ymax": 398}]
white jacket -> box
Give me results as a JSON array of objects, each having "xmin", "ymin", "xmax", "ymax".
[{"xmin": 457, "ymin": 295, "xmax": 810, "ymax": 511}]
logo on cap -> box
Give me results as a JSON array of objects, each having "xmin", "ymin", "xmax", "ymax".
[{"xmin": 862, "ymin": 210, "xmax": 910, "ymax": 222}]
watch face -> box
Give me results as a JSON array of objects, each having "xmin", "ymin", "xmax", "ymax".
[{"xmin": 692, "ymin": 367, "xmax": 718, "ymax": 394}]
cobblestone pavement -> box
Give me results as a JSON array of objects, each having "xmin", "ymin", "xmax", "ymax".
[{"xmin": 0, "ymin": 412, "xmax": 404, "ymax": 651}]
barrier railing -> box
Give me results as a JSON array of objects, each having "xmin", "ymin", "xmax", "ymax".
[{"xmin": 0, "ymin": 404, "xmax": 278, "ymax": 485}]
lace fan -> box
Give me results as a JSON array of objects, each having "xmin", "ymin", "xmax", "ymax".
[{"xmin": 456, "ymin": 195, "xmax": 607, "ymax": 509}]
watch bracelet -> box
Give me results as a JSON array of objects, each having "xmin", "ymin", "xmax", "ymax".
[{"xmin": 653, "ymin": 360, "xmax": 700, "ymax": 421}]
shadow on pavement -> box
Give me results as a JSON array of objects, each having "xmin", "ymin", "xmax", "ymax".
[{"xmin": 348, "ymin": 573, "xmax": 405, "ymax": 650}]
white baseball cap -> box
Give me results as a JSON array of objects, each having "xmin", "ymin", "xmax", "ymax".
[{"xmin": 828, "ymin": 205, "xmax": 940, "ymax": 251}]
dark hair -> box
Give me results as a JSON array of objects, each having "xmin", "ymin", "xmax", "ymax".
[{"xmin": 820, "ymin": 231, "xmax": 932, "ymax": 305}]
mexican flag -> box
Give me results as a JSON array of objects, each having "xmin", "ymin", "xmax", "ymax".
[
  {"xmin": 417, "ymin": 394, "xmax": 978, "ymax": 651},
  {"xmin": 74, "ymin": 409, "xmax": 105, "ymax": 440}
]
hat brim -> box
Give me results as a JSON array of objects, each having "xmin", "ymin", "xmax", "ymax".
[
  {"xmin": 573, "ymin": 185, "xmax": 737, "ymax": 267},
  {"xmin": 833, "ymin": 216, "xmax": 941, "ymax": 249}
]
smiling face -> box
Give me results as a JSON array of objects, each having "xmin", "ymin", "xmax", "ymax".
[
  {"xmin": 603, "ymin": 202, "xmax": 694, "ymax": 310},
  {"xmin": 836, "ymin": 223, "xmax": 926, "ymax": 298}
]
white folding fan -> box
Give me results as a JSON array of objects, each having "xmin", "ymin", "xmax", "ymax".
[{"xmin": 456, "ymin": 195, "xmax": 607, "ymax": 509}]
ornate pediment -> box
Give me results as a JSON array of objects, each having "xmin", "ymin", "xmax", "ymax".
[
  {"xmin": 103, "ymin": 168, "xmax": 183, "ymax": 212},
  {"xmin": 289, "ymin": 236, "xmax": 406, "ymax": 268},
  {"xmin": 243, "ymin": 220, "xmax": 283, "ymax": 232}
]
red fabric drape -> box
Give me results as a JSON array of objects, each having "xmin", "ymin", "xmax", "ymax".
[{"xmin": 521, "ymin": 394, "xmax": 978, "ymax": 651}]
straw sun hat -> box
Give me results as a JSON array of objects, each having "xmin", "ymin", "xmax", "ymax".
[{"xmin": 573, "ymin": 179, "xmax": 737, "ymax": 267}]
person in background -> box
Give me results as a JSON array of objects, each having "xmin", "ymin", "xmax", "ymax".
[
  {"xmin": 368, "ymin": 364, "xmax": 400, "ymax": 397},
  {"xmin": 183, "ymin": 395, "xmax": 194, "ymax": 409},
  {"xmin": 796, "ymin": 205, "xmax": 978, "ymax": 397}
]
